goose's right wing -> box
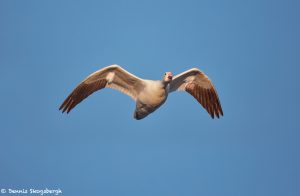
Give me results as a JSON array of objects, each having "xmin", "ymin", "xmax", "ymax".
[{"xmin": 59, "ymin": 65, "xmax": 145, "ymax": 113}]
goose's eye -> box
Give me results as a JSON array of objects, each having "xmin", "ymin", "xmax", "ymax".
[{"xmin": 164, "ymin": 73, "xmax": 166, "ymax": 75}]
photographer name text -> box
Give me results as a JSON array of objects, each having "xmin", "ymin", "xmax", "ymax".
[{"xmin": 1, "ymin": 188, "xmax": 62, "ymax": 195}]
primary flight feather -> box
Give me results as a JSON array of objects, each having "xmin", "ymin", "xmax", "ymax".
[{"xmin": 59, "ymin": 64, "xmax": 223, "ymax": 120}]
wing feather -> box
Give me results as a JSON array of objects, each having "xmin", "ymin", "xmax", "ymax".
[
  {"xmin": 169, "ymin": 68, "xmax": 223, "ymax": 118},
  {"xmin": 59, "ymin": 65, "xmax": 144, "ymax": 113}
]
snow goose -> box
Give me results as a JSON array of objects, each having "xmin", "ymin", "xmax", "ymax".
[{"xmin": 59, "ymin": 64, "xmax": 223, "ymax": 119}]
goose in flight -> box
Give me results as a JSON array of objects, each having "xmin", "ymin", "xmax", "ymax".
[{"xmin": 59, "ymin": 65, "xmax": 223, "ymax": 120}]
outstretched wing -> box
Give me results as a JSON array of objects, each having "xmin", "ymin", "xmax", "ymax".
[
  {"xmin": 169, "ymin": 68, "xmax": 223, "ymax": 118},
  {"xmin": 59, "ymin": 64, "xmax": 145, "ymax": 113}
]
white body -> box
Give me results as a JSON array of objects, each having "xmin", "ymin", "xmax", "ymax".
[{"xmin": 134, "ymin": 80, "xmax": 169, "ymax": 119}]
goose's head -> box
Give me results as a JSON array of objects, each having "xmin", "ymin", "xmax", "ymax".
[{"xmin": 163, "ymin": 72, "xmax": 173, "ymax": 83}]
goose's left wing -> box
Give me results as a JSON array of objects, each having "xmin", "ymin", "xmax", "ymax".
[{"xmin": 169, "ymin": 68, "xmax": 223, "ymax": 118}]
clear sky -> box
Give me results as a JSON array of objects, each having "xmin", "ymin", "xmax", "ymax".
[{"xmin": 0, "ymin": 0, "xmax": 299, "ymax": 195}]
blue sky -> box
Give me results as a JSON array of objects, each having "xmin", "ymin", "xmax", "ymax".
[{"xmin": 0, "ymin": 0, "xmax": 299, "ymax": 195}]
